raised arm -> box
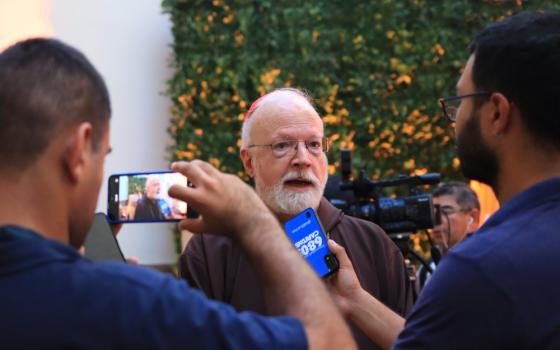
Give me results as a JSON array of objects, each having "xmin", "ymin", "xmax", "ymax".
[
  {"xmin": 327, "ymin": 239, "xmax": 405, "ymax": 350},
  {"xmin": 169, "ymin": 160, "xmax": 356, "ymax": 350}
]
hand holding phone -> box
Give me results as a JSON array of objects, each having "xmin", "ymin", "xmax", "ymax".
[
  {"xmin": 284, "ymin": 208, "xmax": 339, "ymax": 278},
  {"xmin": 325, "ymin": 239, "xmax": 363, "ymax": 315},
  {"xmin": 107, "ymin": 171, "xmax": 189, "ymax": 223}
]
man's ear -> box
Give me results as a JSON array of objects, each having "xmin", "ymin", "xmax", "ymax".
[
  {"xmin": 239, "ymin": 148, "xmax": 255, "ymax": 178},
  {"xmin": 488, "ymin": 93, "xmax": 511, "ymax": 136},
  {"xmin": 63, "ymin": 122, "xmax": 94, "ymax": 184},
  {"xmin": 467, "ymin": 208, "xmax": 481, "ymax": 232}
]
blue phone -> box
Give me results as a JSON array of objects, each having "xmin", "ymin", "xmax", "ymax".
[{"xmin": 284, "ymin": 208, "xmax": 339, "ymax": 278}]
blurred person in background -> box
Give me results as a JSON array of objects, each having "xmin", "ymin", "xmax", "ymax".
[{"xmin": 417, "ymin": 181, "xmax": 480, "ymax": 289}]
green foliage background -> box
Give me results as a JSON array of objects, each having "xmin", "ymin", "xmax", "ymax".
[
  {"xmin": 162, "ymin": 1, "xmax": 560, "ymax": 255},
  {"xmin": 128, "ymin": 176, "xmax": 146, "ymax": 196},
  {"xmin": 162, "ymin": 0, "xmax": 558, "ymax": 180}
]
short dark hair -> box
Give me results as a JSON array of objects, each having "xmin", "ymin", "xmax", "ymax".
[
  {"xmin": 0, "ymin": 38, "xmax": 111, "ymax": 172},
  {"xmin": 433, "ymin": 181, "xmax": 480, "ymax": 211},
  {"xmin": 469, "ymin": 11, "xmax": 560, "ymax": 150}
]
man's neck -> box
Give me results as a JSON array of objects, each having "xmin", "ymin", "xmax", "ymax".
[
  {"xmin": 273, "ymin": 205, "xmax": 322, "ymax": 225},
  {"xmin": 275, "ymin": 213, "xmax": 293, "ymax": 224},
  {"xmin": 0, "ymin": 167, "xmax": 69, "ymax": 245},
  {"xmin": 495, "ymin": 150, "xmax": 560, "ymax": 204}
]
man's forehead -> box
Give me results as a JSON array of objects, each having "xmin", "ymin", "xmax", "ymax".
[
  {"xmin": 433, "ymin": 195, "xmax": 460, "ymax": 207},
  {"xmin": 251, "ymin": 95, "xmax": 322, "ymax": 134},
  {"xmin": 147, "ymin": 177, "xmax": 160, "ymax": 185}
]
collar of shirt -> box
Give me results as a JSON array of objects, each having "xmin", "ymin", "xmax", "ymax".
[
  {"xmin": 316, "ymin": 197, "xmax": 344, "ymax": 235},
  {"xmin": 0, "ymin": 225, "xmax": 81, "ymax": 276},
  {"xmin": 476, "ymin": 177, "xmax": 560, "ymax": 235}
]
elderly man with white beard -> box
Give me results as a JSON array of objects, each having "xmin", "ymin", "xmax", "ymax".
[{"xmin": 180, "ymin": 88, "xmax": 414, "ymax": 350}]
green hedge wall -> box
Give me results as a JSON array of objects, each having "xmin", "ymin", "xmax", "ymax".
[{"xmin": 162, "ymin": 0, "xmax": 558, "ymax": 181}]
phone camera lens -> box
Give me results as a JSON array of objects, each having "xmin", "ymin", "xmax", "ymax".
[
  {"xmin": 306, "ymin": 212, "xmax": 311, "ymax": 218},
  {"xmin": 324, "ymin": 254, "xmax": 339, "ymax": 271}
]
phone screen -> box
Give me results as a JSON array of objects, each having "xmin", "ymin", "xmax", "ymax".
[
  {"xmin": 107, "ymin": 171, "xmax": 188, "ymax": 223},
  {"xmin": 284, "ymin": 208, "xmax": 339, "ymax": 278}
]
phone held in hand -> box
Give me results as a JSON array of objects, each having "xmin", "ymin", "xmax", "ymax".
[
  {"xmin": 84, "ymin": 213, "xmax": 125, "ymax": 262},
  {"xmin": 107, "ymin": 171, "xmax": 190, "ymax": 224},
  {"xmin": 284, "ymin": 208, "xmax": 339, "ymax": 278}
]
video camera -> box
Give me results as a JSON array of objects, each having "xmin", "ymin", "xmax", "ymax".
[{"xmin": 325, "ymin": 150, "xmax": 441, "ymax": 235}]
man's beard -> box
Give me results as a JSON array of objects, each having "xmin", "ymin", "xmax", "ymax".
[
  {"xmin": 456, "ymin": 108, "xmax": 499, "ymax": 189},
  {"xmin": 255, "ymin": 169, "xmax": 327, "ymax": 217}
]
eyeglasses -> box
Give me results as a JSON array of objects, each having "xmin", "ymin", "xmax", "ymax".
[
  {"xmin": 439, "ymin": 91, "xmax": 490, "ymax": 122},
  {"xmin": 248, "ymin": 137, "xmax": 330, "ymax": 158},
  {"xmin": 437, "ymin": 205, "xmax": 472, "ymax": 217}
]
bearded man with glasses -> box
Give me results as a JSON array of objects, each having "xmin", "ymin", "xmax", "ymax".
[{"xmin": 180, "ymin": 88, "xmax": 414, "ymax": 350}]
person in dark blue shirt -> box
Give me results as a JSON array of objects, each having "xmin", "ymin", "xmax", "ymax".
[
  {"xmin": 0, "ymin": 225, "xmax": 304, "ymax": 349},
  {"xmin": 326, "ymin": 11, "xmax": 560, "ymax": 350},
  {"xmin": 0, "ymin": 38, "xmax": 356, "ymax": 349}
]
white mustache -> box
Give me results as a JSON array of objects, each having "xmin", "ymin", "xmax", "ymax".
[{"xmin": 281, "ymin": 171, "xmax": 320, "ymax": 187}]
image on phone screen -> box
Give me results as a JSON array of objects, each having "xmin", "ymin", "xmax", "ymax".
[
  {"xmin": 107, "ymin": 171, "xmax": 188, "ymax": 223},
  {"xmin": 284, "ymin": 208, "xmax": 339, "ymax": 278}
]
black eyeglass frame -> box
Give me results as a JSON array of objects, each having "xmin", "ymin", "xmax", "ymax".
[
  {"xmin": 439, "ymin": 91, "xmax": 491, "ymax": 122},
  {"xmin": 247, "ymin": 137, "xmax": 330, "ymax": 158}
]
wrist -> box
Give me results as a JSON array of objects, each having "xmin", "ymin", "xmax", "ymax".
[
  {"xmin": 345, "ymin": 288, "xmax": 370, "ymax": 319},
  {"xmin": 234, "ymin": 208, "xmax": 281, "ymax": 246}
]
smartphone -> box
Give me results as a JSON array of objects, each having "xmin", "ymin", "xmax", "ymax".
[
  {"xmin": 284, "ymin": 208, "xmax": 339, "ymax": 278},
  {"xmin": 83, "ymin": 213, "xmax": 125, "ymax": 262},
  {"xmin": 107, "ymin": 170, "xmax": 188, "ymax": 223}
]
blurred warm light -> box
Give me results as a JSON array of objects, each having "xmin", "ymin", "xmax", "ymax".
[
  {"xmin": 470, "ymin": 180, "xmax": 499, "ymax": 223},
  {"xmin": 0, "ymin": 0, "xmax": 53, "ymax": 51}
]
